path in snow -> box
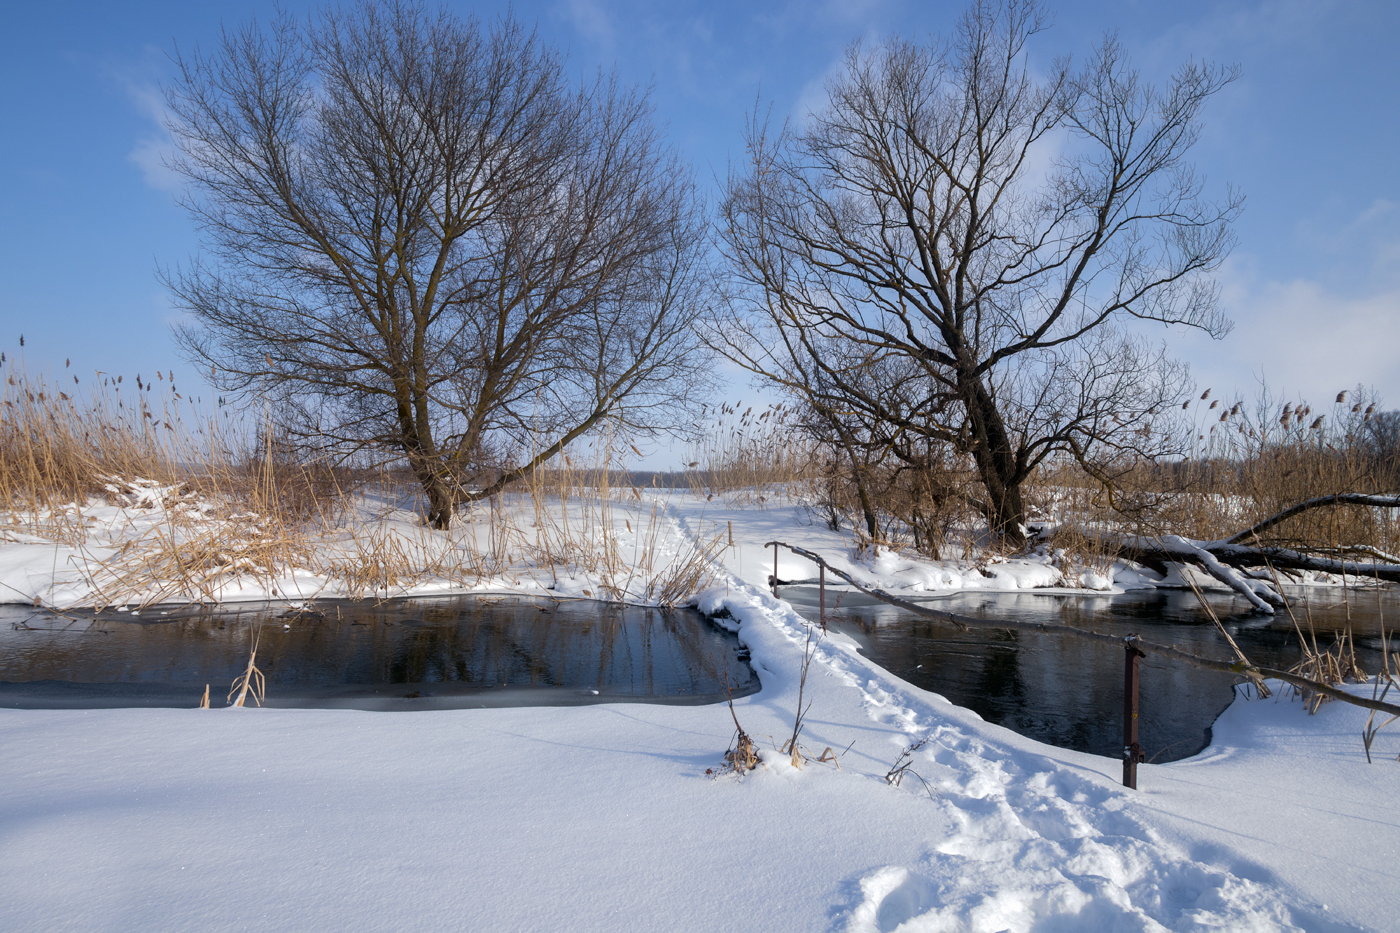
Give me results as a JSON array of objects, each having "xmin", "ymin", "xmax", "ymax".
[{"xmin": 0, "ymin": 494, "xmax": 1392, "ymax": 930}]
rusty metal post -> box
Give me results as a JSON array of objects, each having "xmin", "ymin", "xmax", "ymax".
[
  {"xmin": 1123, "ymin": 639, "xmax": 1147, "ymax": 789},
  {"xmin": 819, "ymin": 564, "xmax": 826, "ymax": 633}
]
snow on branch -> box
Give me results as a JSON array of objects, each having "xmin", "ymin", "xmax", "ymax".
[
  {"xmin": 1153, "ymin": 534, "xmax": 1282, "ymax": 613},
  {"xmin": 1034, "ymin": 508, "xmax": 1400, "ymax": 604}
]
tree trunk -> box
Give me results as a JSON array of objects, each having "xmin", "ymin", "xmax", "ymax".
[
  {"xmin": 395, "ymin": 393, "xmax": 458, "ymax": 530},
  {"xmin": 419, "ymin": 469, "xmax": 456, "ymax": 530},
  {"xmin": 822, "ymin": 408, "xmax": 880, "ymax": 543},
  {"xmin": 404, "ymin": 437, "xmax": 456, "ymax": 530},
  {"xmin": 1226, "ymin": 493, "xmax": 1400, "ymax": 544},
  {"xmin": 961, "ymin": 373, "xmax": 1027, "ymax": 546},
  {"xmin": 841, "ymin": 445, "xmax": 879, "ymax": 544},
  {"xmin": 853, "ymin": 466, "xmax": 879, "ymax": 543}
]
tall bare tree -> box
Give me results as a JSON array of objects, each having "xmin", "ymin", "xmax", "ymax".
[
  {"xmin": 166, "ymin": 2, "xmax": 713, "ymax": 528},
  {"xmin": 716, "ymin": 0, "xmax": 1240, "ymax": 544}
]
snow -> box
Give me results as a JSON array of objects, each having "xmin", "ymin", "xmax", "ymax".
[
  {"xmin": 1134, "ymin": 682, "xmax": 1400, "ymax": 931},
  {"xmin": 2, "ymin": 486, "xmax": 1398, "ymax": 931},
  {"xmin": 1, "ymin": 481, "xmax": 1155, "ymax": 610}
]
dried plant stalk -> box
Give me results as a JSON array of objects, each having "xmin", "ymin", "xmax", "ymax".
[{"xmin": 228, "ymin": 629, "xmax": 266, "ymax": 708}]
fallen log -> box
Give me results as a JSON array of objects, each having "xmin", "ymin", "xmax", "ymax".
[
  {"xmin": 1032, "ymin": 492, "xmax": 1400, "ymax": 604},
  {"xmin": 1310, "ymin": 544, "xmax": 1400, "ymax": 565},
  {"xmin": 1069, "ymin": 532, "xmax": 1400, "ymax": 588},
  {"xmin": 1150, "ymin": 534, "xmax": 1282, "ymax": 613}
]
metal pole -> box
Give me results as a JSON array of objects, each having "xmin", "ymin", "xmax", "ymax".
[
  {"xmin": 819, "ymin": 565, "xmax": 826, "ymax": 632},
  {"xmin": 772, "ymin": 545, "xmax": 778, "ymax": 596},
  {"xmin": 1123, "ymin": 640, "xmax": 1146, "ymax": 789}
]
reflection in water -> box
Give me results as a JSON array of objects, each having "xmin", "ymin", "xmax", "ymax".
[
  {"xmin": 0, "ymin": 597, "xmax": 757, "ymax": 710},
  {"xmin": 781, "ymin": 585, "xmax": 1398, "ymax": 763}
]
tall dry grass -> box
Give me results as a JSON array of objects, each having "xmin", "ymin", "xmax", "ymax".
[
  {"xmin": 1, "ymin": 363, "xmax": 190, "ymax": 520},
  {"xmin": 519, "ymin": 439, "xmax": 725, "ymax": 605},
  {"xmin": 679, "ymin": 385, "xmax": 1398, "ymax": 566},
  {"xmin": 683, "ymin": 403, "xmax": 818, "ymax": 503},
  {"xmin": 1036, "ymin": 386, "xmax": 1400, "ymax": 557},
  {"xmin": 680, "ymin": 401, "xmax": 984, "ymax": 558},
  {"xmin": 1, "ymin": 358, "xmax": 348, "ymax": 605},
  {"xmin": 0, "ymin": 357, "xmax": 346, "ymax": 522},
  {"xmin": 2, "ymin": 359, "xmax": 721, "ymax": 608}
]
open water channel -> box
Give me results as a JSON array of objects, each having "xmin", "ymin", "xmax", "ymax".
[
  {"xmin": 3, "ymin": 586, "xmax": 1394, "ymax": 765},
  {"xmin": 0, "ymin": 597, "xmax": 758, "ymax": 710},
  {"xmin": 781, "ymin": 584, "xmax": 1398, "ymax": 762}
]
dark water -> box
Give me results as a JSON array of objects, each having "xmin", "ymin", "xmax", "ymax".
[
  {"xmin": 0, "ymin": 597, "xmax": 757, "ymax": 710},
  {"xmin": 780, "ymin": 585, "xmax": 1398, "ymax": 763}
]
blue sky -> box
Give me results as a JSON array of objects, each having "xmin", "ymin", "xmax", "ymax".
[{"xmin": 2, "ymin": 0, "xmax": 1397, "ymax": 463}]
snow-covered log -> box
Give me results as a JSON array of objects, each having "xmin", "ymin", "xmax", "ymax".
[
  {"xmin": 1033, "ymin": 490, "xmax": 1400, "ymax": 613},
  {"xmin": 1033, "ymin": 529, "xmax": 1400, "ymax": 614},
  {"xmin": 1153, "ymin": 535, "xmax": 1282, "ymax": 613},
  {"xmin": 1080, "ymin": 533, "xmax": 1400, "ymax": 587},
  {"xmin": 1036, "ymin": 494, "xmax": 1400, "ymax": 604},
  {"xmin": 1309, "ymin": 544, "xmax": 1400, "ymax": 565}
]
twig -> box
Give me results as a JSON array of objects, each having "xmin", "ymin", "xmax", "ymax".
[
  {"xmin": 1175, "ymin": 550, "xmax": 1271, "ymax": 698},
  {"xmin": 885, "ymin": 738, "xmax": 935, "ymax": 796},
  {"xmin": 781, "ymin": 626, "xmax": 818, "ymax": 767},
  {"xmin": 721, "ymin": 672, "xmax": 757, "ymax": 773}
]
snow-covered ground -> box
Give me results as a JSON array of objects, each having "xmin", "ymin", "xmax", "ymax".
[
  {"xmin": 0, "ymin": 479, "xmax": 1126, "ymax": 610},
  {"xmin": 1, "ymin": 487, "xmax": 1397, "ymax": 931}
]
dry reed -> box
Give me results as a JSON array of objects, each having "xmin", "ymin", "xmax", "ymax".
[
  {"xmin": 228, "ymin": 628, "xmax": 266, "ymax": 707},
  {"xmin": 683, "ymin": 403, "xmax": 817, "ymax": 503},
  {"xmin": 3, "ymin": 359, "xmax": 726, "ymax": 609},
  {"xmin": 1036, "ymin": 386, "xmax": 1400, "ymax": 559}
]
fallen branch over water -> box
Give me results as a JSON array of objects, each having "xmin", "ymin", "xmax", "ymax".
[
  {"xmin": 1034, "ymin": 493, "xmax": 1400, "ymax": 612},
  {"xmin": 764, "ymin": 541, "xmax": 1400, "ymax": 720},
  {"xmin": 1083, "ymin": 533, "xmax": 1400, "ymax": 587},
  {"xmin": 1033, "ymin": 495, "xmax": 1400, "ymax": 614}
]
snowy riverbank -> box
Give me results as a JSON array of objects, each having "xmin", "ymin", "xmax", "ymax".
[
  {"xmin": 0, "ymin": 481, "xmax": 1229, "ymax": 610},
  {"xmin": 2, "ymin": 490, "xmax": 1397, "ymax": 931}
]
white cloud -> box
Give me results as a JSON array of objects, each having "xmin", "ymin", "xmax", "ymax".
[
  {"xmin": 1179, "ymin": 273, "xmax": 1400, "ymax": 407},
  {"xmin": 790, "ymin": 49, "xmax": 847, "ymax": 129},
  {"xmin": 789, "ymin": 24, "xmax": 886, "ymax": 130},
  {"xmin": 1162, "ymin": 184, "xmax": 1400, "ymax": 409},
  {"xmin": 105, "ymin": 52, "xmax": 183, "ymax": 193},
  {"xmin": 128, "ymin": 133, "xmax": 181, "ymax": 193},
  {"xmin": 819, "ymin": 0, "xmax": 885, "ymax": 23},
  {"xmin": 560, "ymin": 0, "xmax": 615, "ymax": 49},
  {"xmin": 1295, "ymin": 198, "xmax": 1400, "ymax": 291},
  {"xmin": 1137, "ymin": 0, "xmax": 1335, "ymax": 68}
]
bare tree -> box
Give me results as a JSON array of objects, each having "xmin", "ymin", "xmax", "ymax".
[
  {"xmin": 165, "ymin": 1, "xmax": 713, "ymax": 528},
  {"xmin": 716, "ymin": 0, "xmax": 1240, "ymax": 544}
]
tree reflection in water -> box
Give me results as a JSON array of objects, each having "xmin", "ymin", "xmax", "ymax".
[
  {"xmin": 787, "ymin": 587, "xmax": 1399, "ymax": 763},
  {"xmin": 0, "ymin": 598, "xmax": 757, "ymax": 709}
]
